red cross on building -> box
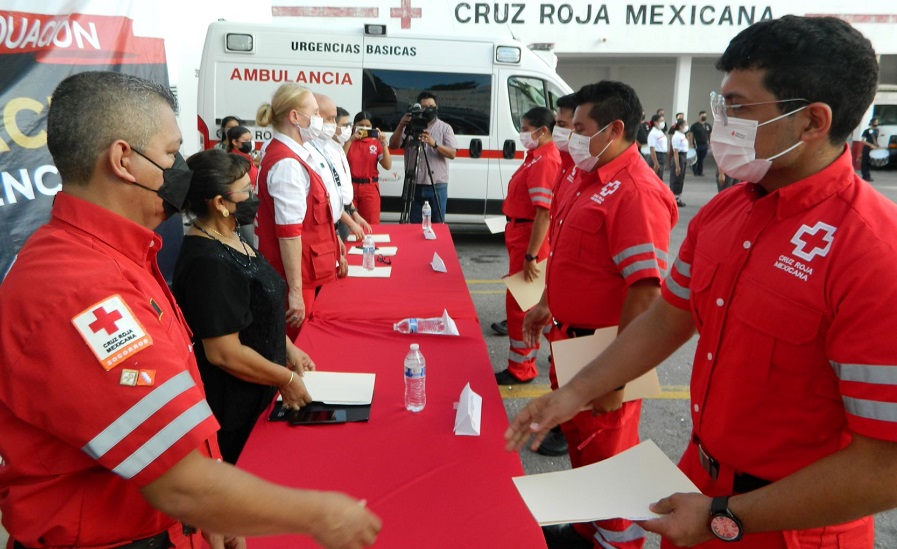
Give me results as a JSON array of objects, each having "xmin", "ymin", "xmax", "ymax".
[
  {"xmin": 89, "ymin": 306, "xmax": 123, "ymax": 335},
  {"xmin": 390, "ymin": 0, "xmax": 421, "ymax": 29}
]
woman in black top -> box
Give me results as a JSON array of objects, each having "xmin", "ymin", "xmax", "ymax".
[{"xmin": 174, "ymin": 149, "xmax": 313, "ymax": 463}]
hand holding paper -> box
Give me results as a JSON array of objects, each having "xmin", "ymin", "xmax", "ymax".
[{"xmin": 503, "ymin": 260, "xmax": 547, "ymax": 311}]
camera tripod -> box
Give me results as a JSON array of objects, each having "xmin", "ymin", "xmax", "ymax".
[{"xmin": 399, "ymin": 135, "xmax": 444, "ymax": 224}]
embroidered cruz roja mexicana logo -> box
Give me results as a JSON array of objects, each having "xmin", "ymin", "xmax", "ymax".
[{"xmin": 790, "ymin": 221, "xmax": 836, "ymax": 261}]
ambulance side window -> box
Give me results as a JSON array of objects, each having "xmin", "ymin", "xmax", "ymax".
[
  {"xmin": 508, "ymin": 76, "xmax": 549, "ymax": 131},
  {"xmin": 361, "ymin": 69, "xmax": 491, "ymax": 136}
]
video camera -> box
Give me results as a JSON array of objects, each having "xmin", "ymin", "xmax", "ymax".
[{"xmin": 406, "ymin": 103, "xmax": 435, "ymax": 139}]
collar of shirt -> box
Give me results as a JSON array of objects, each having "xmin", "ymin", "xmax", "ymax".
[
  {"xmin": 273, "ymin": 131, "xmax": 313, "ymax": 163},
  {"xmin": 50, "ymin": 192, "xmax": 162, "ymax": 267},
  {"xmin": 745, "ymin": 145, "xmax": 856, "ymax": 220},
  {"xmin": 592, "ymin": 142, "xmax": 642, "ymax": 185}
]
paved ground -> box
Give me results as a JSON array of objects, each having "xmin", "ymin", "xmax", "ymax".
[
  {"xmin": 3, "ymin": 163, "xmax": 895, "ymax": 547},
  {"xmin": 454, "ymin": 161, "xmax": 897, "ymax": 548}
]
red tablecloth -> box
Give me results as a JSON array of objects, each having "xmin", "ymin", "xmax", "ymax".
[
  {"xmin": 238, "ymin": 225, "xmax": 546, "ymax": 549},
  {"xmin": 311, "ymin": 223, "xmax": 478, "ymax": 322}
]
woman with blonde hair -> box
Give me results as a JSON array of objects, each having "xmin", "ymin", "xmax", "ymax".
[{"xmin": 255, "ymin": 84, "xmax": 340, "ymax": 338}]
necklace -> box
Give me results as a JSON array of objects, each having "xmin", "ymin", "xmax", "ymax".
[{"xmin": 194, "ymin": 222, "xmax": 253, "ymax": 268}]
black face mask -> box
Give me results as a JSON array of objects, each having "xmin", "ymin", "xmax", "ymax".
[
  {"xmin": 130, "ymin": 147, "xmax": 191, "ymax": 220},
  {"xmin": 239, "ymin": 141, "xmax": 253, "ymax": 154},
  {"xmin": 227, "ymin": 193, "xmax": 260, "ymax": 226},
  {"xmin": 423, "ymin": 107, "xmax": 438, "ymax": 122}
]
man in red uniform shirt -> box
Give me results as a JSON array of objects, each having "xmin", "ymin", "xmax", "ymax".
[
  {"xmin": 496, "ymin": 107, "xmax": 561, "ymax": 385},
  {"xmin": 507, "ymin": 16, "xmax": 897, "ymax": 548},
  {"xmin": 522, "ymin": 82, "xmax": 677, "ymax": 548},
  {"xmin": 0, "ymin": 71, "xmax": 380, "ymax": 549},
  {"xmin": 549, "ymin": 93, "xmax": 579, "ymax": 218}
]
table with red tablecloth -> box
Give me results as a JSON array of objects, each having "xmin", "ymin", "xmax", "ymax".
[{"xmin": 238, "ymin": 224, "xmax": 546, "ymax": 548}]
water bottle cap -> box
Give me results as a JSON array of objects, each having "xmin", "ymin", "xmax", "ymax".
[
  {"xmin": 424, "ymin": 201, "xmax": 429, "ymax": 206},
  {"xmin": 409, "ymin": 343, "xmax": 419, "ymax": 350}
]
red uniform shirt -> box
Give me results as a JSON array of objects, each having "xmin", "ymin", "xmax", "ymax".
[
  {"xmin": 662, "ymin": 148, "xmax": 897, "ymax": 483},
  {"xmin": 0, "ymin": 193, "xmax": 220, "ymax": 548},
  {"xmin": 549, "ymin": 151, "xmax": 576, "ymax": 221},
  {"xmin": 502, "ymin": 141, "xmax": 560, "ymax": 219},
  {"xmin": 346, "ymin": 138, "xmax": 383, "ymax": 180},
  {"xmin": 547, "ymin": 144, "xmax": 677, "ymax": 328},
  {"xmin": 232, "ymin": 149, "xmax": 259, "ymax": 190}
]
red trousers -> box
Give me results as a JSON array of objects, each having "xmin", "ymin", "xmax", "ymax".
[
  {"xmin": 659, "ymin": 443, "xmax": 875, "ymax": 548},
  {"xmin": 505, "ymin": 220, "xmax": 549, "ymax": 381},
  {"xmin": 286, "ymin": 286, "xmax": 318, "ymax": 342},
  {"xmin": 548, "ymin": 325, "xmax": 645, "ymax": 549},
  {"xmin": 353, "ymin": 182, "xmax": 381, "ymax": 224}
]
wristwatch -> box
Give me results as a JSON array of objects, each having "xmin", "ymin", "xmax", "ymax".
[
  {"xmin": 525, "ymin": 253, "xmax": 539, "ymax": 262},
  {"xmin": 709, "ymin": 496, "xmax": 743, "ymax": 542}
]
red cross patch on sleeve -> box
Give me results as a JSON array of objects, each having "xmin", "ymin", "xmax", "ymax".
[{"xmin": 72, "ymin": 295, "xmax": 153, "ymax": 371}]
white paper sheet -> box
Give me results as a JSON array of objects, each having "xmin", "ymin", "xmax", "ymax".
[
  {"xmin": 550, "ymin": 326, "xmax": 661, "ymax": 402},
  {"xmin": 453, "ymin": 383, "xmax": 482, "ymax": 436},
  {"xmin": 348, "ymin": 246, "xmax": 397, "ymax": 256},
  {"xmin": 484, "ymin": 216, "xmax": 506, "ymax": 234},
  {"xmin": 431, "ymin": 252, "xmax": 447, "ymax": 272},
  {"xmin": 346, "ymin": 234, "xmax": 390, "ymax": 243},
  {"xmin": 299, "ymin": 371, "xmax": 376, "ymax": 405},
  {"xmin": 347, "ymin": 266, "xmax": 392, "ymax": 278},
  {"xmin": 503, "ymin": 260, "xmax": 547, "ymax": 311},
  {"xmin": 512, "ymin": 440, "xmax": 699, "ymax": 524},
  {"xmin": 423, "ymin": 228, "xmax": 437, "ymax": 240}
]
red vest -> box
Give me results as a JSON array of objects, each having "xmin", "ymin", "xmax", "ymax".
[{"xmin": 257, "ymin": 138, "xmax": 338, "ymax": 288}]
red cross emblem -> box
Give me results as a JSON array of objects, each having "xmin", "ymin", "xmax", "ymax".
[
  {"xmin": 790, "ymin": 221, "xmax": 836, "ymax": 262},
  {"xmin": 88, "ymin": 306, "xmax": 123, "ymax": 335},
  {"xmin": 390, "ymin": 0, "xmax": 421, "ymax": 29}
]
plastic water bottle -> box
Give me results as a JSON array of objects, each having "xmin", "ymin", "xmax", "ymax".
[
  {"xmin": 362, "ymin": 234, "xmax": 375, "ymax": 270},
  {"xmin": 404, "ymin": 344, "xmax": 426, "ymax": 412},
  {"xmin": 421, "ymin": 200, "xmax": 432, "ymax": 232},
  {"xmin": 393, "ymin": 317, "xmax": 446, "ymax": 334}
]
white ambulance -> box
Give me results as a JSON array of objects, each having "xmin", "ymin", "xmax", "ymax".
[{"xmin": 197, "ymin": 21, "xmax": 572, "ymax": 222}]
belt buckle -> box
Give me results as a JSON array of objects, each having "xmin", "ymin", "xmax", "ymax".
[{"xmin": 696, "ymin": 441, "xmax": 719, "ymax": 480}]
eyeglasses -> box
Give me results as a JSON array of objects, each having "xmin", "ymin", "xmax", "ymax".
[
  {"xmin": 376, "ymin": 255, "xmax": 391, "ymax": 265},
  {"xmin": 224, "ymin": 186, "xmax": 255, "ymax": 200},
  {"xmin": 709, "ymin": 91, "xmax": 809, "ymax": 126}
]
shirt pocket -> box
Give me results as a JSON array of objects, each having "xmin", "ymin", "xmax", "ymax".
[
  {"xmin": 309, "ymin": 241, "xmax": 336, "ymax": 280},
  {"xmin": 564, "ymin": 208, "xmax": 606, "ymax": 263},
  {"xmin": 312, "ymin": 196, "xmax": 331, "ymax": 225},
  {"xmin": 729, "ymin": 278, "xmax": 825, "ymax": 392}
]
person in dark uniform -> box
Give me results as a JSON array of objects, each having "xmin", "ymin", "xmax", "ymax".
[
  {"xmin": 861, "ymin": 117, "xmax": 880, "ymax": 181},
  {"xmin": 688, "ymin": 111, "xmax": 712, "ymax": 176}
]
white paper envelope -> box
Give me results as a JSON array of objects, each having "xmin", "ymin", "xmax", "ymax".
[
  {"xmin": 441, "ymin": 309, "xmax": 460, "ymax": 336},
  {"xmin": 453, "ymin": 383, "xmax": 482, "ymax": 436},
  {"xmin": 484, "ymin": 216, "xmax": 506, "ymax": 234},
  {"xmin": 299, "ymin": 371, "xmax": 376, "ymax": 405},
  {"xmin": 348, "ymin": 246, "xmax": 397, "ymax": 256},
  {"xmin": 347, "ymin": 265, "xmax": 392, "ymax": 278},
  {"xmin": 431, "ymin": 252, "xmax": 447, "ymax": 273},
  {"xmin": 346, "ymin": 234, "xmax": 390, "ymax": 243},
  {"xmin": 512, "ymin": 440, "xmax": 699, "ymax": 524},
  {"xmin": 550, "ymin": 327, "xmax": 661, "ymax": 402},
  {"xmin": 503, "ymin": 260, "xmax": 547, "ymax": 311},
  {"xmin": 423, "ymin": 228, "xmax": 437, "ymax": 240}
]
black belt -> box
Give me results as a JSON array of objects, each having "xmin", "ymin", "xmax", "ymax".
[
  {"xmin": 506, "ymin": 217, "xmax": 534, "ymax": 224},
  {"xmin": 694, "ymin": 436, "xmax": 771, "ymax": 494},
  {"xmin": 552, "ymin": 320, "xmax": 596, "ymax": 339},
  {"xmin": 352, "ymin": 176, "xmax": 378, "ymax": 183},
  {"xmin": 14, "ymin": 531, "xmax": 170, "ymax": 549}
]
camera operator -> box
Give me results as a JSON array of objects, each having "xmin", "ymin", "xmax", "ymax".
[{"xmin": 389, "ymin": 91, "xmax": 457, "ymax": 223}]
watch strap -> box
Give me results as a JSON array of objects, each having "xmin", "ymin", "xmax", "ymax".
[{"xmin": 525, "ymin": 254, "xmax": 539, "ymax": 262}]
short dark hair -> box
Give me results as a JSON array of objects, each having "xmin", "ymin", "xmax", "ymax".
[
  {"xmin": 224, "ymin": 125, "xmax": 251, "ymax": 152},
  {"xmin": 573, "ymin": 81, "xmax": 643, "ymax": 142},
  {"xmin": 522, "ymin": 107, "xmax": 555, "ymax": 132},
  {"xmin": 698, "ymin": 110, "xmax": 707, "ymax": 116},
  {"xmin": 47, "ymin": 71, "xmax": 177, "ymax": 185},
  {"xmin": 417, "ymin": 91, "xmax": 437, "ymax": 103},
  {"xmin": 184, "ymin": 149, "xmax": 250, "ymax": 218},
  {"xmin": 651, "ymin": 114, "xmax": 663, "ymax": 125},
  {"xmin": 555, "ymin": 93, "xmax": 577, "ymax": 111},
  {"xmin": 220, "ymin": 116, "xmax": 240, "ymax": 131},
  {"xmin": 716, "ymin": 15, "xmax": 878, "ymax": 144},
  {"xmin": 336, "ymin": 106, "xmax": 350, "ymax": 119}
]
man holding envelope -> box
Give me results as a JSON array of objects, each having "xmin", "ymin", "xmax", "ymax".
[{"xmin": 522, "ymin": 82, "xmax": 677, "ymax": 548}]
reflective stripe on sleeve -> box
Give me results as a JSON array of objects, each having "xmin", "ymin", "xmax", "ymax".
[
  {"xmin": 843, "ymin": 396, "xmax": 897, "ymax": 423},
  {"xmin": 673, "ymin": 257, "xmax": 691, "ymax": 278},
  {"xmin": 528, "ymin": 187, "xmax": 553, "ymax": 196},
  {"xmin": 664, "ymin": 272, "xmax": 690, "ymax": 301},
  {"xmin": 612, "ymin": 243, "xmax": 655, "ymax": 265},
  {"xmin": 113, "ymin": 400, "xmax": 213, "ymax": 479},
  {"xmin": 530, "ymin": 195, "xmax": 552, "ymax": 206},
  {"xmin": 831, "ymin": 361, "xmax": 897, "ymax": 385},
  {"xmin": 83, "ymin": 371, "xmax": 195, "ymax": 460},
  {"xmin": 621, "ymin": 259, "xmax": 662, "ymax": 279}
]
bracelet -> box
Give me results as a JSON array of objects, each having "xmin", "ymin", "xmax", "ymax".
[{"xmin": 279, "ymin": 370, "xmax": 294, "ymax": 389}]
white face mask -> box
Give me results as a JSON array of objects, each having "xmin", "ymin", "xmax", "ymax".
[
  {"xmin": 552, "ymin": 126, "xmax": 572, "ymax": 152},
  {"xmin": 335, "ymin": 126, "xmax": 351, "ymax": 144},
  {"xmin": 519, "ymin": 130, "xmax": 539, "ymax": 150},
  {"xmin": 567, "ymin": 122, "xmax": 613, "ymax": 172},
  {"xmin": 710, "ymin": 106, "xmax": 806, "ymax": 183},
  {"xmin": 317, "ymin": 122, "xmax": 337, "ymax": 143},
  {"xmin": 295, "ymin": 111, "xmax": 324, "ymax": 141}
]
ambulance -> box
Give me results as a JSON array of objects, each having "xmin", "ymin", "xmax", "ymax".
[{"xmin": 197, "ymin": 21, "xmax": 573, "ymax": 222}]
